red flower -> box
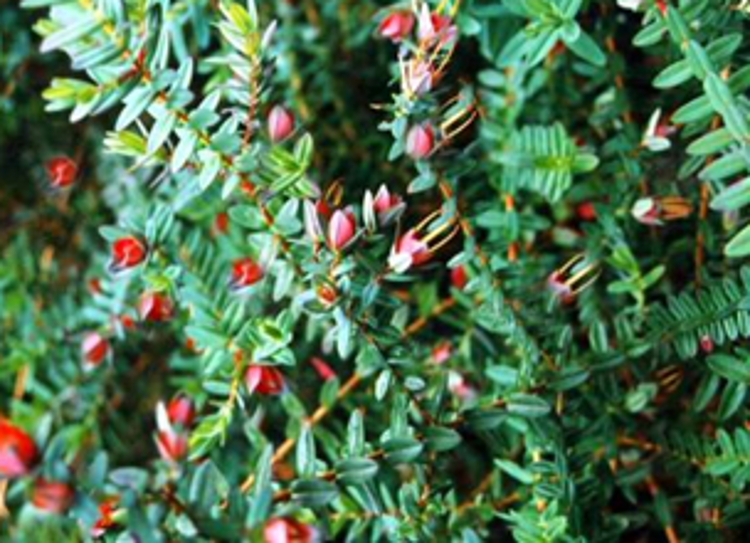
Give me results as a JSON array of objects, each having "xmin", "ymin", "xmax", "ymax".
[
  {"xmin": 167, "ymin": 396, "xmax": 195, "ymax": 428},
  {"xmin": 46, "ymin": 156, "xmax": 78, "ymax": 189},
  {"xmin": 327, "ymin": 209, "xmax": 356, "ymax": 251},
  {"xmin": 81, "ymin": 332, "xmax": 109, "ymax": 369},
  {"xmin": 91, "ymin": 498, "xmax": 118, "ymax": 538},
  {"xmin": 405, "ymin": 124, "xmax": 434, "ymax": 159},
  {"xmin": 32, "ymin": 478, "xmax": 74, "ymax": 514},
  {"xmin": 110, "ymin": 236, "xmax": 147, "ymax": 272},
  {"xmin": 576, "ymin": 202, "xmax": 597, "ymax": 221},
  {"xmin": 378, "ymin": 11, "xmax": 414, "ymax": 42},
  {"xmin": 264, "ymin": 517, "xmax": 319, "ymax": 543},
  {"xmin": 230, "ymin": 258, "xmax": 264, "ymax": 290},
  {"xmin": 268, "ymin": 105, "xmax": 295, "ymax": 143},
  {"xmin": 139, "ymin": 292, "xmax": 173, "ymax": 322},
  {"xmin": 450, "ymin": 266, "xmax": 467, "ymax": 290},
  {"xmin": 310, "ymin": 357, "xmax": 336, "ymax": 381},
  {"xmin": 0, "ymin": 420, "xmax": 37, "ymax": 478},
  {"xmin": 245, "ymin": 365, "xmax": 285, "ymax": 396}
]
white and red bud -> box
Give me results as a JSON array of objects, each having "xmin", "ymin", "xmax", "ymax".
[
  {"xmin": 417, "ymin": 5, "xmax": 456, "ymax": 44},
  {"xmin": 155, "ymin": 401, "xmax": 190, "ymax": 464},
  {"xmin": 378, "ymin": 11, "xmax": 414, "ymax": 42},
  {"xmin": 81, "ymin": 332, "xmax": 109, "ymax": 369},
  {"xmin": 388, "ymin": 229, "xmax": 431, "ymax": 273},
  {"xmin": 631, "ymin": 196, "xmax": 692, "ymax": 226},
  {"xmin": 139, "ymin": 291, "xmax": 173, "ymax": 322},
  {"xmin": 0, "ymin": 420, "xmax": 38, "ymax": 478},
  {"xmin": 304, "ymin": 199, "xmax": 324, "ymax": 242},
  {"xmin": 268, "ymin": 105, "xmax": 295, "ymax": 143},
  {"xmin": 264, "ymin": 517, "xmax": 320, "ymax": 543},
  {"xmin": 406, "ymin": 124, "xmax": 435, "ymax": 159},
  {"xmin": 245, "ymin": 365, "xmax": 286, "ymax": 396}
]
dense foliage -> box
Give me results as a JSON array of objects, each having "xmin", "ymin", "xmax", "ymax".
[{"xmin": 3, "ymin": 0, "xmax": 750, "ymax": 541}]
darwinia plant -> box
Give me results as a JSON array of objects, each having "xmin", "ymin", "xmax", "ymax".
[{"xmin": 4, "ymin": 0, "xmax": 750, "ymax": 541}]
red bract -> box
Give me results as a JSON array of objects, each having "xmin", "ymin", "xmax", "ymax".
[
  {"xmin": 230, "ymin": 258, "xmax": 264, "ymax": 290},
  {"xmin": 327, "ymin": 209, "xmax": 356, "ymax": 251},
  {"xmin": 46, "ymin": 156, "xmax": 77, "ymax": 189},
  {"xmin": 81, "ymin": 332, "xmax": 109, "ymax": 369},
  {"xmin": 378, "ymin": 11, "xmax": 414, "ymax": 42},
  {"xmin": 0, "ymin": 420, "xmax": 37, "ymax": 478},
  {"xmin": 245, "ymin": 365, "xmax": 285, "ymax": 396},
  {"xmin": 450, "ymin": 266, "xmax": 467, "ymax": 290},
  {"xmin": 139, "ymin": 292, "xmax": 173, "ymax": 322},
  {"xmin": 264, "ymin": 517, "xmax": 318, "ymax": 543},
  {"xmin": 310, "ymin": 357, "xmax": 336, "ymax": 381},
  {"xmin": 405, "ymin": 124, "xmax": 434, "ymax": 159},
  {"xmin": 110, "ymin": 236, "xmax": 147, "ymax": 272},
  {"xmin": 91, "ymin": 498, "xmax": 118, "ymax": 538},
  {"xmin": 268, "ymin": 105, "xmax": 295, "ymax": 143},
  {"xmin": 167, "ymin": 396, "xmax": 195, "ymax": 428},
  {"xmin": 32, "ymin": 479, "xmax": 75, "ymax": 514}
]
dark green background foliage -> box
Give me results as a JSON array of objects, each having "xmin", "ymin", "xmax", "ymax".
[{"xmin": 2, "ymin": 0, "xmax": 750, "ymax": 541}]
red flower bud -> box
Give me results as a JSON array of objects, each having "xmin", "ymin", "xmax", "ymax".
[
  {"xmin": 268, "ymin": 105, "xmax": 295, "ymax": 143},
  {"xmin": 657, "ymin": 0, "xmax": 667, "ymax": 15},
  {"xmin": 46, "ymin": 156, "xmax": 78, "ymax": 190},
  {"xmin": 167, "ymin": 396, "xmax": 195, "ymax": 428},
  {"xmin": 245, "ymin": 365, "xmax": 285, "ymax": 396},
  {"xmin": 700, "ymin": 335, "xmax": 714, "ymax": 354},
  {"xmin": 378, "ymin": 11, "xmax": 414, "ymax": 42},
  {"xmin": 431, "ymin": 342, "xmax": 452, "ymax": 364},
  {"xmin": 139, "ymin": 292, "xmax": 173, "ymax": 322},
  {"xmin": 406, "ymin": 124, "xmax": 434, "ymax": 159},
  {"xmin": 327, "ymin": 209, "xmax": 356, "ymax": 251},
  {"xmin": 264, "ymin": 517, "xmax": 318, "ymax": 543},
  {"xmin": 155, "ymin": 401, "xmax": 189, "ymax": 464},
  {"xmin": 119, "ymin": 314, "xmax": 135, "ymax": 330},
  {"xmin": 81, "ymin": 332, "xmax": 109, "ymax": 369},
  {"xmin": 0, "ymin": 420, "xmax": 37, "ymax": 478},
  {"xmin": 230, "ymin": 258, "xmax": 264, "ymax": 290},
  {"xmin": 32, "ymin": 478, "xmax": 75, "ymax": 514},
  {"xmin": 214, "ymin": 212, "xmax": 229, "ymax": 234},
  {"xmin": 450, "ymin": 266, "xmax": 467, "ymax": 290},
  {"xmin": 91, "ymin": 498, "xmax": 118, "ymax": 538},
  {"xmin": 576, "ymin": 202, "xmax": 597, "ymax": 221},
  {"xmin": 110, "ymin": 236, "xmax": 147, "ymax": 272},
  {"xmin": 310, "ymin": 357, "xmax": 336, "ymax": 381},
  {"xmin": 417, "ymin": 7, "xmax": 455, "ymax": 43}
]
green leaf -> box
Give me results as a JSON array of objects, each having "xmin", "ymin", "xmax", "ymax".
[
  {"xmin": 296, "ymin": 425, "xmax": 317, "ymax": 479},
  {"xmin": 707, "ymin": 354, "xmax": 750, "ymax": 383},
  {"xmin": 726, "ymin": 225, "xmax": 750, "ymax": 258},
  {"xmin": 335, "ymin": 458, "xmax": 379, "ymax": 485},
  {"xmin": 291, "ymin": 479, "xmax": 339, "ymax": 508},
  {"xmin": 506, "ymin": 393, "xmax": 551, "ymax": 418},
  {"xmin": 711, "ymin": 177, "xmax": 750, "ymax": 212},
  {"xmin": 496, "ymin": 459, "xmax": 535, "ymax": 485},
  {"xmin": 382, "ymin": 437, "xmax": 423, "ymax": 464},
  {"xmin": 423, "ymin": 427, "xmax": 462, "ymax": 452}
]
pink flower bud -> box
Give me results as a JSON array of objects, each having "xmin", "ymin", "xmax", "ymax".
[
  {"xmin": 417, "ymin": 6, "xmax": 456, "ymax": 43},
  {"xmin": 327, "ymin": 209, "xmax": 356, "ymax": 251},
  {"xmin": 373, "ymin": 184, "xmax": 400, "ymax": 214},
  {"xmin": 155, "ymin": 401, "xmax": 189, "ymax": 464},
  {"xmin": 406, "ymin": 124, "xmax": 434, "ymax": 159},
  {"xmin": 268, "ymin": 105, "xmax": 295, "ymax": 143},
  {"xmin": 378, "ymin": 11, "xmax": 414, "ymax": 42}
]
